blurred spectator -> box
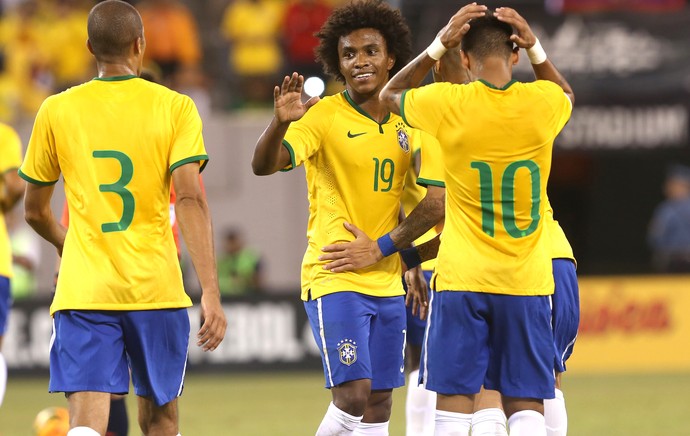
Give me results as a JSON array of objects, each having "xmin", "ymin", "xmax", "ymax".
[
  {"xmin": 42, "ymin": 0, "xmax": 94, "ymax": 91},
  {"xmin": 6, "ymin": 207, "xmax": 40, "ymax": 300},
  {"xmin": 221, "ymin": 0, "xmax": 285, "ymax": 107},
  {"xmin": 217, "ymin": 228, "xmax": 263, "ymax": 296},
  {"xmin": 647, "ymin": 164, "xmax": 690, "ymax": 273},
  {"xmin": 136, "ymin": 0, "xmax": 203, "ymax": 87},
  {"xmin": 281, "ymin": 0, "xmax": 331, "ymax": 79},
  {"xmin": 0, "ymin": 0, "xmax": 53, "ymax": 121}
]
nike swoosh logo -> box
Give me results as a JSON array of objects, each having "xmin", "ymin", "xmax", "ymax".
[{"xmin": 347, "ymin": 131, "xmax": 366, "ymax": 138}]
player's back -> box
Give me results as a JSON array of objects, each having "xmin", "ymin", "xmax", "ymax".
[{"xmin": 31, "ymin": 76, "xmax": 203, "ymax": 312}]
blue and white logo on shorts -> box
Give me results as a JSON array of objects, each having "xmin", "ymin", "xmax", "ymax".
[{"xmin": 337, "ymin": 338, "xmax": 358, "ymax": 366}]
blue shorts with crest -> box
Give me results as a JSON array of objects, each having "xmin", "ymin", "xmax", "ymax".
[{"xmin": 304, "ymin": 291, "xmax": 406, "ymax": 390}]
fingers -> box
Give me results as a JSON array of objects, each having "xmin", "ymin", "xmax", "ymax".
[
  {"xmin": 279, "ymin": 72, "xmax": 304, "ymax": 96},
  {"xmin": 320, "ymin": 243, "xmax": 347, "ymax": 254},
  {"xmin": 322, "ymin": 259, "xmax": 355, "ymax": 272},
  {"xmin": 197, "ymin": 314, "xmax": 226, "ymax": 352}
]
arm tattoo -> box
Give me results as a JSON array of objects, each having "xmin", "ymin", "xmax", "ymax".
[{"xmin": 391, "ymin": 193, "xmax": 445, "ymax": 248}]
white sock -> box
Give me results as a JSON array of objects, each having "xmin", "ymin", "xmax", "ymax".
[
  {"xmin": 0, "ymin": 352, "xmax": 6, "ymax": 407},
  {"xmin": 471, "ymin": 407, "xmax": 508, "ymax": 436},
  {"xmin": 316, "ymin": 401, "xmax": 363, "ymax": 436},
  {"xmin": 544, "ymin": 388, "xmax": 568, "ymax": 436},
  {"xmin": 435, "ymin": 409, "xmax": 472, "ymax": 436},
  {"xmin": 507, "ymin": 410, "xmax": 547, "ymax": 436},
  {"xmin": 67, "ymin": 427, "xmax": 101, "ymax": 436},
  {"xmin": 353, "ymin": 421, "xmax": 389, "ymax": 435},
  {"xmin": 406, "ymin": 369, "xmax": 436, "ymax": 436}
]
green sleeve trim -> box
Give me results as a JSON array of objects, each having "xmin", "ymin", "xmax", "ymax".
[
  {"xmin": 400, "ymin": 89, "xmax": 412, "ymax": 126},
  {"xmin": 279, "ymin": 140, "xmax": 297, "ymax": 172},
  {"xmin": 417, "ymin": 177, "xmax": 445, "ymax": 188},
  {"xmin": 18, "ymin": 168, "xmax": 58, "ymax": 186},
  {"xmin": 170, "ymin": 154, "xmax": 209, "ymax": 174}
]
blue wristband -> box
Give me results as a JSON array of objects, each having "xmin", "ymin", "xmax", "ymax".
[
  {"xmin": 400, "ymin": 247, "xmax": 423, "ymax": 270},
  {"xmin": 377, "ymin": 233, "xmax": 398, "ymax": 257}
]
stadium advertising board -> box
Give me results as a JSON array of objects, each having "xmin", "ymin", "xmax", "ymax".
[
  {"xmin": 7, "ymin": 275, "xmax": 690, "ymax": 374},
  {"xmin": 568, "ymin": 275, "xmax": 690, "ymax": 373}
]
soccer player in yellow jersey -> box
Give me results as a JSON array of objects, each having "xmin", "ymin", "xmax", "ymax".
[
  {"xmin": 252, "ymin": 1, "xmax": 414, "ymax": 434},
  {"xmin": 19, "ymin": 2, "xmax": 226, "ymax": 435},
  {"xmin": 323, "ymin": 4, "xmax": 574, "ymax": 435},
  {"xmin": 379, "ymin": 6, "xmax": 574, "ymax": 435},
  {"xmin": 0, "ymin": 122, "xmax": 25, "ymax": 408}
]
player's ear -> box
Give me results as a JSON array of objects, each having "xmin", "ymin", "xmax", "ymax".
[
  {"xmin": 387, "ymin": 54, "xmax": 395, "ymax": 72},
  {"xmin": 86, "ymin": 39, "xmax": 94, "ymax": 56},
  {"xmin": 511, "ymin": 46, "xmax": 519, "ymax": 66}
]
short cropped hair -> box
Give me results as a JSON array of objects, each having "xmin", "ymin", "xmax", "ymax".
[
  {"xmin": 461, "ymin": 15, "xmax": 515, "ymax": 61},
  {"xmin": 87, "ymin": 0, "xmax": 143, "ymax": 61},
  {"xmin": 315, "ymin": 0, "xmax": 412, "ymax": 83}
]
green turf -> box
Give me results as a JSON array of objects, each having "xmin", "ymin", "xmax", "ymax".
[{"xmin": 1, "ymin": 371, "xmax": 688, "ymax": 435}]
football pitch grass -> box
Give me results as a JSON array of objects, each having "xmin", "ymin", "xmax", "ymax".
[{"xmin": 2, "ymin": 371, "xmax": 688, "ymax": 435}]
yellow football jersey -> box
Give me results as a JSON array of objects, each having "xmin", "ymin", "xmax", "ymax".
[
  {"xmin": 402, "ymin": 79, "xmax": 572, "ymax": 296},
  {"xmin": 283, "ymin": 90, "xmax": 412, "ymax": 300},
  {"xmin": 20, "ymin": 76, "xmax": 207, "ymax": 314},
  {"xmin": 0, "ymin": 122, "xmax": 23, "ymax": 278},
  {"xmin": 401, "ymin": 130, "xmax": 442, "ymax": 271}
]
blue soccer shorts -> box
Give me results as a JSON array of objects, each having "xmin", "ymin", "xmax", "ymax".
[
  {"xmin": 420, "ymin": 290, "xmax": 556, "ymax": 400},
  {"xmin": 552, "ymin": 259, "xmax": 580, "ymax": 373},
  {"xmin": 405, "ymin": 270, "xmax": 433, "ymax": 347},
  {"xmin": 0, "ymin": 276, "xmax": 10, "ymax": 335},
  {"xmin": 304, "ymin": 291, "xmax": 406, "ymax": 390},
  {"xmin": 49, "ymin": 309, "xmax": 190, "ymax": 406}
]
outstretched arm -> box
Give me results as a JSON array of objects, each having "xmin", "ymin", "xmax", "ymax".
[
  {"xmin": 494, "ymin": 7, "xmax": 574, "ymax": 104},
  {"xmin": 252, "ymin": 72, "xmax": 320, "ymax": 175},
  {"xmin": 173, "ymin": 162, "xmax": 227, "ymax": 352},
  {"xmin": 380, "ymin": 3, "xmax": 488, "ymax": 115}
]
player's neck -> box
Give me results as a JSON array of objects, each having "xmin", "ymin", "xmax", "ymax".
[
  {"xmin": 96, "ymin": 62, "xmax": 139, "ymax": 79},
  {"xmin": 347, "ymin": 89, "xmax": 389, "ymax": 123},
  {"xmin": 474, "ymin": 58, "xmax": 513, "ymax": 89}
]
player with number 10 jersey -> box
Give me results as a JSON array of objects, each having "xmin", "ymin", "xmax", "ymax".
[{"xmin": 19, "ymin": 76, "xmax": 206, "ymax": 315}]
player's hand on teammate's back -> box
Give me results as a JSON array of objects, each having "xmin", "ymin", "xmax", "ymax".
[
  {"xmin": 274, "ymin": 72, "xmax": 320, "ymax": 124},
  {"xmin": 404, "ymin": 267, "xmax": 429, "ymax": 320},
  {"xmin": 493, "ymin": 7, "xmax": 537, "ymax": 49},
  {"xmin": 320, "ymin": 222, "xmax": 384, "ymax": 272},
  {"xmin": 197, "ymin": 293, "xmax": 227, "ymax": 351}
]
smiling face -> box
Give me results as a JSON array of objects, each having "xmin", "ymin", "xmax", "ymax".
[{"xmin": 338, "ymin": 28, "xmax": 395, "ymax": 99}]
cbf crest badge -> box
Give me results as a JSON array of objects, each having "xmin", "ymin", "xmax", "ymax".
[
  {"xmin": 396, "ymin": 122, "xmax": 410, "ymax": 153},
  {"xmin": 337, "ymin": 338, "xmax": 358, "ymax": 366}
]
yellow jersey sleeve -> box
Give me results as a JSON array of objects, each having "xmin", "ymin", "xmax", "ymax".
[{"xmin": 19, "ymin": 98, "xmax": 60, "ymax": 185}]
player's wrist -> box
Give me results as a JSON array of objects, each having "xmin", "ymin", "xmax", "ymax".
[
  {"xmin": 527, "ymin": 38, "xmax": 547, "ymax": 65},
  {"xmin": 400, "ymin": 246, "xmax": 423, "ymax": 270},
  {"xmin": 376, "ymin": 233, "xmax": 399, "ymax": 257},
  {"xmin": 426, "ymin": 37, "xmax": 448, "ymax": 61}
]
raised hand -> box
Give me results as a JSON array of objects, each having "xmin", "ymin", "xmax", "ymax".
[
  {"xmin": 493, "ymin": 7, "xmax": 537, "ymax": 49},
  {"xmin": 274, "ymin": 72, "xmax": 320, "ymax": 124},
  {"xmin": 438, "ymin": 3, "xmax": 489, "ymax": 49}
]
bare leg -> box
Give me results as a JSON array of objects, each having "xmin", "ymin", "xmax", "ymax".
[
  {"xmin": 138, "ymin": 396, "xmax": 179, "ymax": 436},
  {"xmin": 67, "ymin": 391, "xmax": 112, "ymax": 435}
]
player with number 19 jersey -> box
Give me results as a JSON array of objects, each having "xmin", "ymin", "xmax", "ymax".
[
  {"xmin": 19, "ymin": 76, "xmax": 207, "ymax": 315},
  {"xmin": 282, "ymin": 90, "xmax": 412, "ymax": 301},
  {"xmin": 402, "ymin": 79, "xmax": 572, "ymax": 296}
]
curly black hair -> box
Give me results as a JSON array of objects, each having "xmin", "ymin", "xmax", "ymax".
[{"xmin": 314, "ymin": 0, "xmax": 412, "ymax": 84}]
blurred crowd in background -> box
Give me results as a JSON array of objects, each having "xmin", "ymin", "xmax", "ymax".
[{"xmin": 1, "ymin": 0, "xmax": 689, "ymax": 300}]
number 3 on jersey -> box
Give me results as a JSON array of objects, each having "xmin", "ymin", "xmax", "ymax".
[
  {"xmin": 471, "ymin": 160, "xmax": 541, "ymax": 239},
  {"xmin": 93, "ymin": 150, "xmax": 135, "ymax": 233}
]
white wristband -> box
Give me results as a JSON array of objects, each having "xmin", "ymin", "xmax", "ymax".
[
  {"xmin": 527, "ymin": 38, "xmax": 547, "ymax": 65},
  {"xmin": 426, "ymin": 37, "xmax": 447, "ymax": 61}
]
